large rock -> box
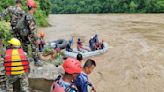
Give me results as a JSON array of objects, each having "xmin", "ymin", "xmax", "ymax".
[{"xmin": 29, "ymin": 61, "xmax": 64, "ymax": 80}]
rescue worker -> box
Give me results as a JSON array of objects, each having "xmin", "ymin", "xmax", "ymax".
[
  {"xmin": 50, "ymin": 58, "xmax": 82, "ymax": 92},
  {"xmin": 0, "ymin": 0, "xmax": 24, "ymax": 38},
  {"xmin": 75, "ymin": 59, "xmax": 96, "ymax": 92},
  {"xmin": 38, "ymin": 32, "xmax": 46, "ymax": 52},
  {"xmin": 93, "ymin": 34, "xmax": 100, "ymax": 50},
  {"xmin": 19, "ymin": 0, "xmax": 42, "ymax": 66},
  {"xmin": 4, "ymin": 38, "xmax": 29, "ymax": 92},
  {"xmin": 93, "ymin": 34, "xmax": 99, "ymax": 44},
  {"xmin": 66, "ymin": 40, "xmax": 73, "ymax": 52},
  {"xmin": 89, "ymin": 38, "xmax": 96, "ymax": 51},
  {"xmin": 77, "ymin": 38, "xmax": 90, "ymax": 52}
]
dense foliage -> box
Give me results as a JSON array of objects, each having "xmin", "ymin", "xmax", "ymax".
[
  {"xmin": 51, "ymin": 0, "xmax": 164, "ymax": 13},
  {"xmin": 0, "ymin": 0, "xmax": 51, "ymax": 45},
  {"xmin": 0, "ymin": 0, "xmax": 51, "ymax": 27},
  {"xmin": 0, "ymin": 21, "xmax": 12, "ymax": 47}
]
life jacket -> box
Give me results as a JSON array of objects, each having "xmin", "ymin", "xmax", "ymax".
[{"xmin": 4, "ymin": 48, "xmax": 29, "ymax": 75}]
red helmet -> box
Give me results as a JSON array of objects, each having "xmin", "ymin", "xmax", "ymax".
[
  {"xmin": 63, "ymin": 58, "xmax": 82, "ymax": 74},
  {"xmin": 39, "ymin": 32, "xmax": 45, "ymax": 37},
  {"xmin": 26, "ymin": 0, "xmax": 37, "ymax": 8}
]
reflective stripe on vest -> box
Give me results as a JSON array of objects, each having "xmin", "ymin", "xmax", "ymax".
[{"xmin": 4, "ymin": 48, "xmax": 29, "ymax": 75}]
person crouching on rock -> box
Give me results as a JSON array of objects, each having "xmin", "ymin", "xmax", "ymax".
[
  {"xmin": 50, "ymin": 58, "xmax": 82, "ymax": 92},
  {"xmin": 4, "ymin": 38, "xmax": 29, "ymax": 92}
]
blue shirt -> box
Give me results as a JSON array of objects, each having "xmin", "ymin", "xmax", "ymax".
[{"xmin": 75, "ymin": 72, "xmax": 88, "ymax": 92}]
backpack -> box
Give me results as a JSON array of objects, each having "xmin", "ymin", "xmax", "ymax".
[
  {"xmin": 50, "ymin": 75, "xmax": 78, "ymax": 92},
  {"xmin": 15, "ymin": 14, "xmax": 29, "ymax": 37},
  {"xmin": 50, "ymin": 75, "xmax": 65, "ymax": 92}
]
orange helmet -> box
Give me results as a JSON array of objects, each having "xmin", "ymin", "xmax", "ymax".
[
  {"xmin": 39, "ymin": 32, "xmax": 45, "ymax": 37},
  {"xmin": 63, "ymin": 58, "xmax": 82, "ymax": 74},
  {"xmin": 26, "ymin": 0, "xmax": 37, "ymax": 8}
]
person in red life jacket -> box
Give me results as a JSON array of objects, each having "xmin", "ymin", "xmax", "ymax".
[
  {"xmin": 75, "ymin": 59, "xmax": 96, "ymax": 92},
  {"xmin": 77, "ymin": 38, "xmax": 90, "ymax": 52},
  {"xmin": 50, "ymin": 58, "xmax": 82, "ymax": 92},
  {"xmin": 38, "ymin": 31, "xmax": 46, "ymax": 52},
  {"xmin": 4, "ymin": 38, "xmax": 30, "ymax": 92}
]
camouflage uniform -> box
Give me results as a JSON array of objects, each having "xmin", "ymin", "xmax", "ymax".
[
  {"xmin": 20, "ymin": 13, "xmax": 41, "ymax": 66},
  {"xmin": 0, "ymin": 5, "xmax": 24, "ymax": 38},
  {"xmin": 6, "ymin": 73, "xmax": 29, "ymax": 92}
]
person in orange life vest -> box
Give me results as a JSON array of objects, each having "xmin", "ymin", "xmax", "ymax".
[
  {"xmin": 77, "ymin": 38, "xmax": 90, "ymax": 52},
  {"xmin": 75, "ymin": 59, "xmax": 96, "ymax": 92},
  {"xmin": 4, "ymin": 38, "xmax": 29, "ymax": 92},
  {"xmin": 38, "ymin": 31, "xmax": 46, "ymax": 52},
  {"xmin": 50, "ymin": 58, "xmax": 82, "ymax": 92}
]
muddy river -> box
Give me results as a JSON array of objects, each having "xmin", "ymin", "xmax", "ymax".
[{"xmin": 33, "ymin": 14, "xmax": 164, "ymax": 92}]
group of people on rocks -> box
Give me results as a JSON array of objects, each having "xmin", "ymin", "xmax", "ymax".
[{"xmin": 66, "ymin": 34, "xmax": 104, "ymax": 52}]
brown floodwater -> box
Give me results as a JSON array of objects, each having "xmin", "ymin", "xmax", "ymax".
[{"xmin": 31, "ymin": 14, "xmax": 164, "ymax": 92}]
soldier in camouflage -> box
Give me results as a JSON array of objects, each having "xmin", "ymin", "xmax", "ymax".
[
  {"xmin": 21, "ymin": 0, "xmax": 43, "ymax": 67},
  {"xmin": 0, "ymin": 0, "xmax": 24, "ymax": 38}
]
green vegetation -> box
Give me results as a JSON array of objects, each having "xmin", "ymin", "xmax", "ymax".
[
  {"xmin": 43, "ymin": 46, "xmax": 54, "ymax": 56},
  {"xmin": 0, "ymin": 0, "xmax": 51, "ymax": 27},
  {"xmin": 0, "ymin": 21, "xmax": 12, "ymax": 47},
  {"xmin": 51, "ymin": 0, "xmax": 164, "ymax": 13},
  {"xmin": 0, "ymin": 0, "xmax": 51, "ymax": 45}
]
